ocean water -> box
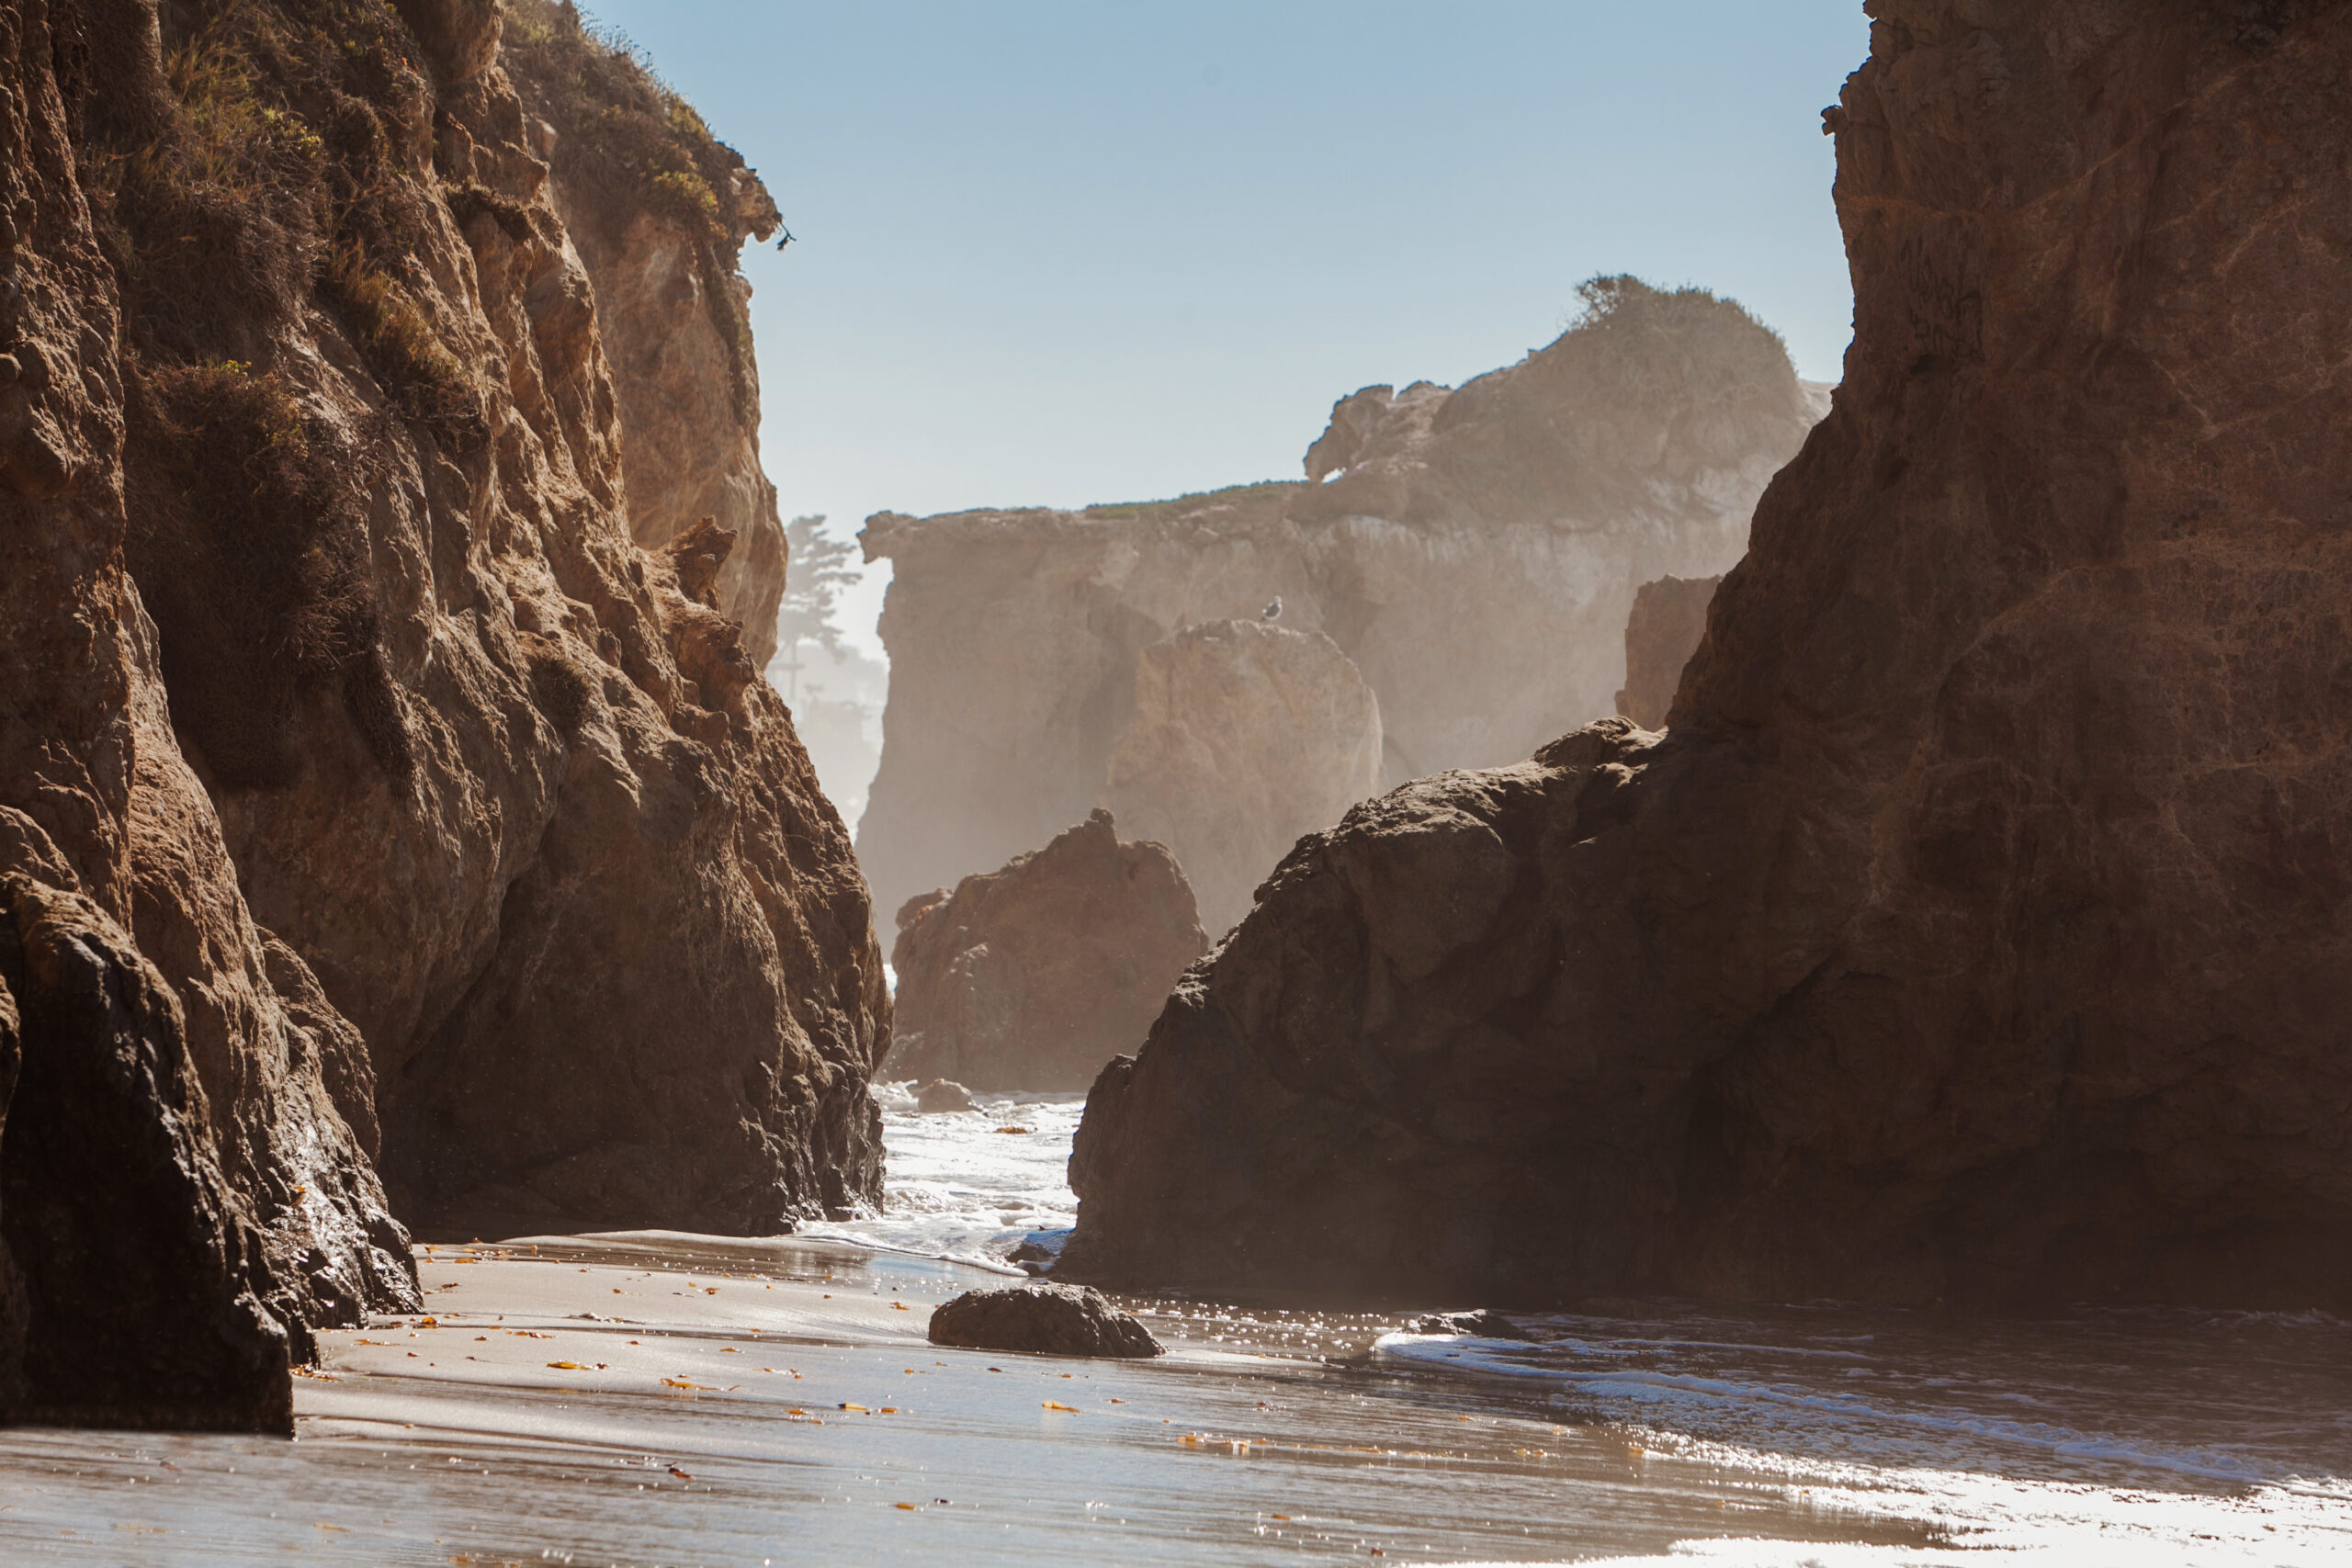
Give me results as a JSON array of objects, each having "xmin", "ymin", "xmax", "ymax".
[
  {"xmin": 814, "ymin": 1080, "xmax": 2352, "ymax": 1563},
  {"xmin": 798, "ymin": 1080, "xmax": 1084, "ymax": 1272}
]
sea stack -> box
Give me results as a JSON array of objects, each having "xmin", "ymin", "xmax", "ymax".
[
  {"xmin": 1101, "ymin": 619, "xmax": 1385, "ymax": 934},
  {"xmin": 1063, "ymin": 0, "xmax": 2352, "ymax": 1311},
  {"xmin": 888, "ymin": 812, "xmax": 1208, "ymax": 1093},
  {"xmin": 1615, "ymin": 575, "xmax": 1720, "ymax": 731},
  {"xmin": 856, "ymin": 284, "xmax": 1829, "ymax": 923}
]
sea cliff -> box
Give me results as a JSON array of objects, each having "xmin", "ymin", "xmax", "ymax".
[{"xmin": 0, "ymin": 0, "xmax": 883, "ymax": 1427}]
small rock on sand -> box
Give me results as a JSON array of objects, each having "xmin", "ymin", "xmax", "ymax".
[
  {"xmin": 914, "ymin": 1078, "xmax": 976, "ymax": 1112},
  {"xmin": 928, "ymin": 1284, "xmax": 1163, "ymax": 1359}
]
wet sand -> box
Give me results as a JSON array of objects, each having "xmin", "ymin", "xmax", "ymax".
[{"xmin": 0, "ymin": 1232, "xmax": 1956, "ymax": 1565}]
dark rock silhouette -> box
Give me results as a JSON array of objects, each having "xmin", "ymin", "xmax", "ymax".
[
  {"xmin": 0, "ymin": 877, "xmax": 300, "ymax": 1432},
  {"xmin": 1064, "ymin": 2, "xmax": 2352, "ymax": 1311},
  {"xmin": 928, "ymin": 1283, "xmax": 1163, "ymax": 1359},
  {"xmin": 888, "ymin": 813, "xmax": 1207, "ymax": 1092},
  {"xmin": 1615, "ymin": 575, "xmax": 1720, "ymax": 731}
]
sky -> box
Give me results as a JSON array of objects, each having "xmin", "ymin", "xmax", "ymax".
[{"xmin": 581, "ymin": 2, "xmax": 1873, "ymax": 660}]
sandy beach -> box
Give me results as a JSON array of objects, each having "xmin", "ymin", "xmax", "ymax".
[
  {"xmin": 6, "ymin": 1085, "xmax": 2348, "ymax": 1566},
  {"xmin": 2, "ymin": 1226, "xmax": 2344, "ymax": 1564},
  {"xmin": 0, "ymin": 1231, "xmax": 1956, "ymax": 1566}
]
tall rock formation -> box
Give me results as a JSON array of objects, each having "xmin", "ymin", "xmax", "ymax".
[
  {"xmin": 506, "ymin": 2, "xmax": 789, "ymax": 669},
  {"xmin": 858, "ymin": 283, "xmax": 1828, "ymax": 921},
  {"xmin": 1102, "ymin": 620, "xmax": 1384, "ymax": 934},
  {"xmin": 1, "ymin": 0, "xmax": 416, "ymax": 1428},
  {"xmin": 1065, "ymin": 1, "xmax": 2352, "ymax": 1311},
  {"xmin": 888, "ymin": 812, "xmax": 1206, "ymax": 1092},
  {"xmin": 1614, "ymin": 574, "xmax": 1720, "ymax": 730},
  {"xmin": 0, "ymin": 0, "xmax": 883, "ymax": 1426}
]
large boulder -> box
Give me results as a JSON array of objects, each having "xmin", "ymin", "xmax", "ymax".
[
  {"xmin": 1614, "ymin": 574, "xmax": 1719, "ymax": 731},
  {"xmin": 856, "ymin": 284, "xmax": 1830, "ymax": 921},
  {"xmin": 888, "ymin": 812, "xmax": 1207, "ymax": 1092},
  {"xmin": 1064, "ymin": 3, "xmax": 2352, "ymax": 1312},
  {"xmin": 928, "ymin": 1283, "xmax": 1163, "ymax": 1359},
  {"xmin": 1101, "ymin": 620, "xmax": 1384, "ymax": 933},
  {"xmin": 913, "ymin": 1078, "xmax": 975, "ymax": 1113}
]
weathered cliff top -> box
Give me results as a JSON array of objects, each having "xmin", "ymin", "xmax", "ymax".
[
  {"xmin": 861, "ymin": 483, "xmax": 1297, "ymax": 564},
  {"xmin": 863, "ymin": 279, "xmax": 1825, "ymax": 562}
]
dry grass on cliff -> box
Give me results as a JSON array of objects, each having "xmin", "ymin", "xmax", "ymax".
[
  {"xmin": 503, "ymin": 0, "xmax": 775, "ymax": 422},
  {"xmin": 49, "ymin": 0, "xmax": 459, "ymax": 788},
  {"xmin": 68, "ymin": 0, "xmax": 482, "ymax": 444}
]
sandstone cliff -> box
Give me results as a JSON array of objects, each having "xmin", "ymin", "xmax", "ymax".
[
  {"xmin": 1101, "ymin": 620, "xmax": 1384, "ymax": 934},
  {"xmin": 2, "ymin": 0, "xmax": 416, "ymax": 1427},
  {"xmin": 1065, "ymin": 1, "xmax": 2352, "ymax": 1311},
  {"xmin": 506, "ymin": 1, "xmax": 788, "ymax": 670},
  {"xmin": 1614, "ymin": 574, "xmax": 1719, "ymax": 731},
  {"xmin": 888, "ymin": 811, "xmax": 1205, "ymax": 1092},
  {"xmin": 858, "ymin": 283, "xmax": 1826, "ymax": 921},
  {"xmin": 1, "ymin": 0, "xmax": 884, "ymax": 1425}
]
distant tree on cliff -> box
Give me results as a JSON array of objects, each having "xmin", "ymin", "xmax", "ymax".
[{"xmin": 775, "ymin": 515, "xmax": 860, "ymax": 701}]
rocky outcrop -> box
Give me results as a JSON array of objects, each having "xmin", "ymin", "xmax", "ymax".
[
  {"xmin": 928, "ymin": 1283, "xmax": 1163, "ymax": 1359},
  {"xmin": 1614, "ymin": 575, "xmax": 1718, "ymax": 731},
  {"xmin": 0, "ymin": 0, "xmax": 419, "ymax": 1428},
  {"xmin": 507, "ymin": 2, "xmax": 789, "ymax": 668},
  {"xmin": 0, "ymin": 0, "xmax": 882, "ymax": 1428},
  {"xmin": 81, "ymin": 0, "xmax": 888, "ymax": 1237},
  {"xmin": 1101, "ymin": 620, "xmax": 1384, "ymax": 933},
  {"xmin": 0, "ymin": 875, "xmax": 300, "ymax": 1431},
  {"xmin": 887, "ymin": 812, "xmax": 1205, "ymax": 1092},
  {"xmin": 1064, "ymin": 3, "xmax": 2352, "ymax": 1312},
  {"xmin": 858, "ymin": 283, "xmax": 1827, "ymax": 920}
]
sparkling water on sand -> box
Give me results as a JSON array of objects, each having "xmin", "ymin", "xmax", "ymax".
[
  {"xmin": 0, "ymin": 1100, "xmax": 2346, "ymax": 1565},
  {"xmin": 797, "ymin": 1081, "xmax": 1083, "ymax": 1271}
]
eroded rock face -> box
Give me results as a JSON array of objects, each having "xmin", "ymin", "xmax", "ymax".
[
  {"xmin": 927, "ymin": 1283, "xmax": 1163, "ymax": 1359},
  {"xmin": 0, "ymin": 875, "xmax": 299, "ymax": 1432},
  {"xmin": 888, "ymin": 812, "xmax": 1206, "ymax": 1092},
  {"xmin": 1101, "ymin": 620, "xmax": 1384, "ymax": 934},
  {"xmin": 1614, "ymin": 575, "xmax": 1718, "ymax": 731},
  {"xmin": 513, "ymin": 6, "xmax": 789, "ymax": 669},
  {"xmin": 0, "ymin": 0, "xmax": 414, "ymax": 1427},
  {"xmin": 858, "ymin": 284, "xmax": 1828, "ymax": 920},
  {"xmin": 1065, "ymin": 3, "xmax": 2352, "ymax": 1311},
  {"xmin": 4, "ymin": 0, "xmax": 884, "ymax": 1319}
]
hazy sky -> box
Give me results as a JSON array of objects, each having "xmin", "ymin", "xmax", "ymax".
[{"xmin": 582, "ymin": 2, "xmax": 1872, "ymax": 658}]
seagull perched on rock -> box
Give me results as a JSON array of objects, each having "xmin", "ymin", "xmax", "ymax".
[{"xmin": 1261, "ymin": 595, "xmax": 1283, "ymax": 622}]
